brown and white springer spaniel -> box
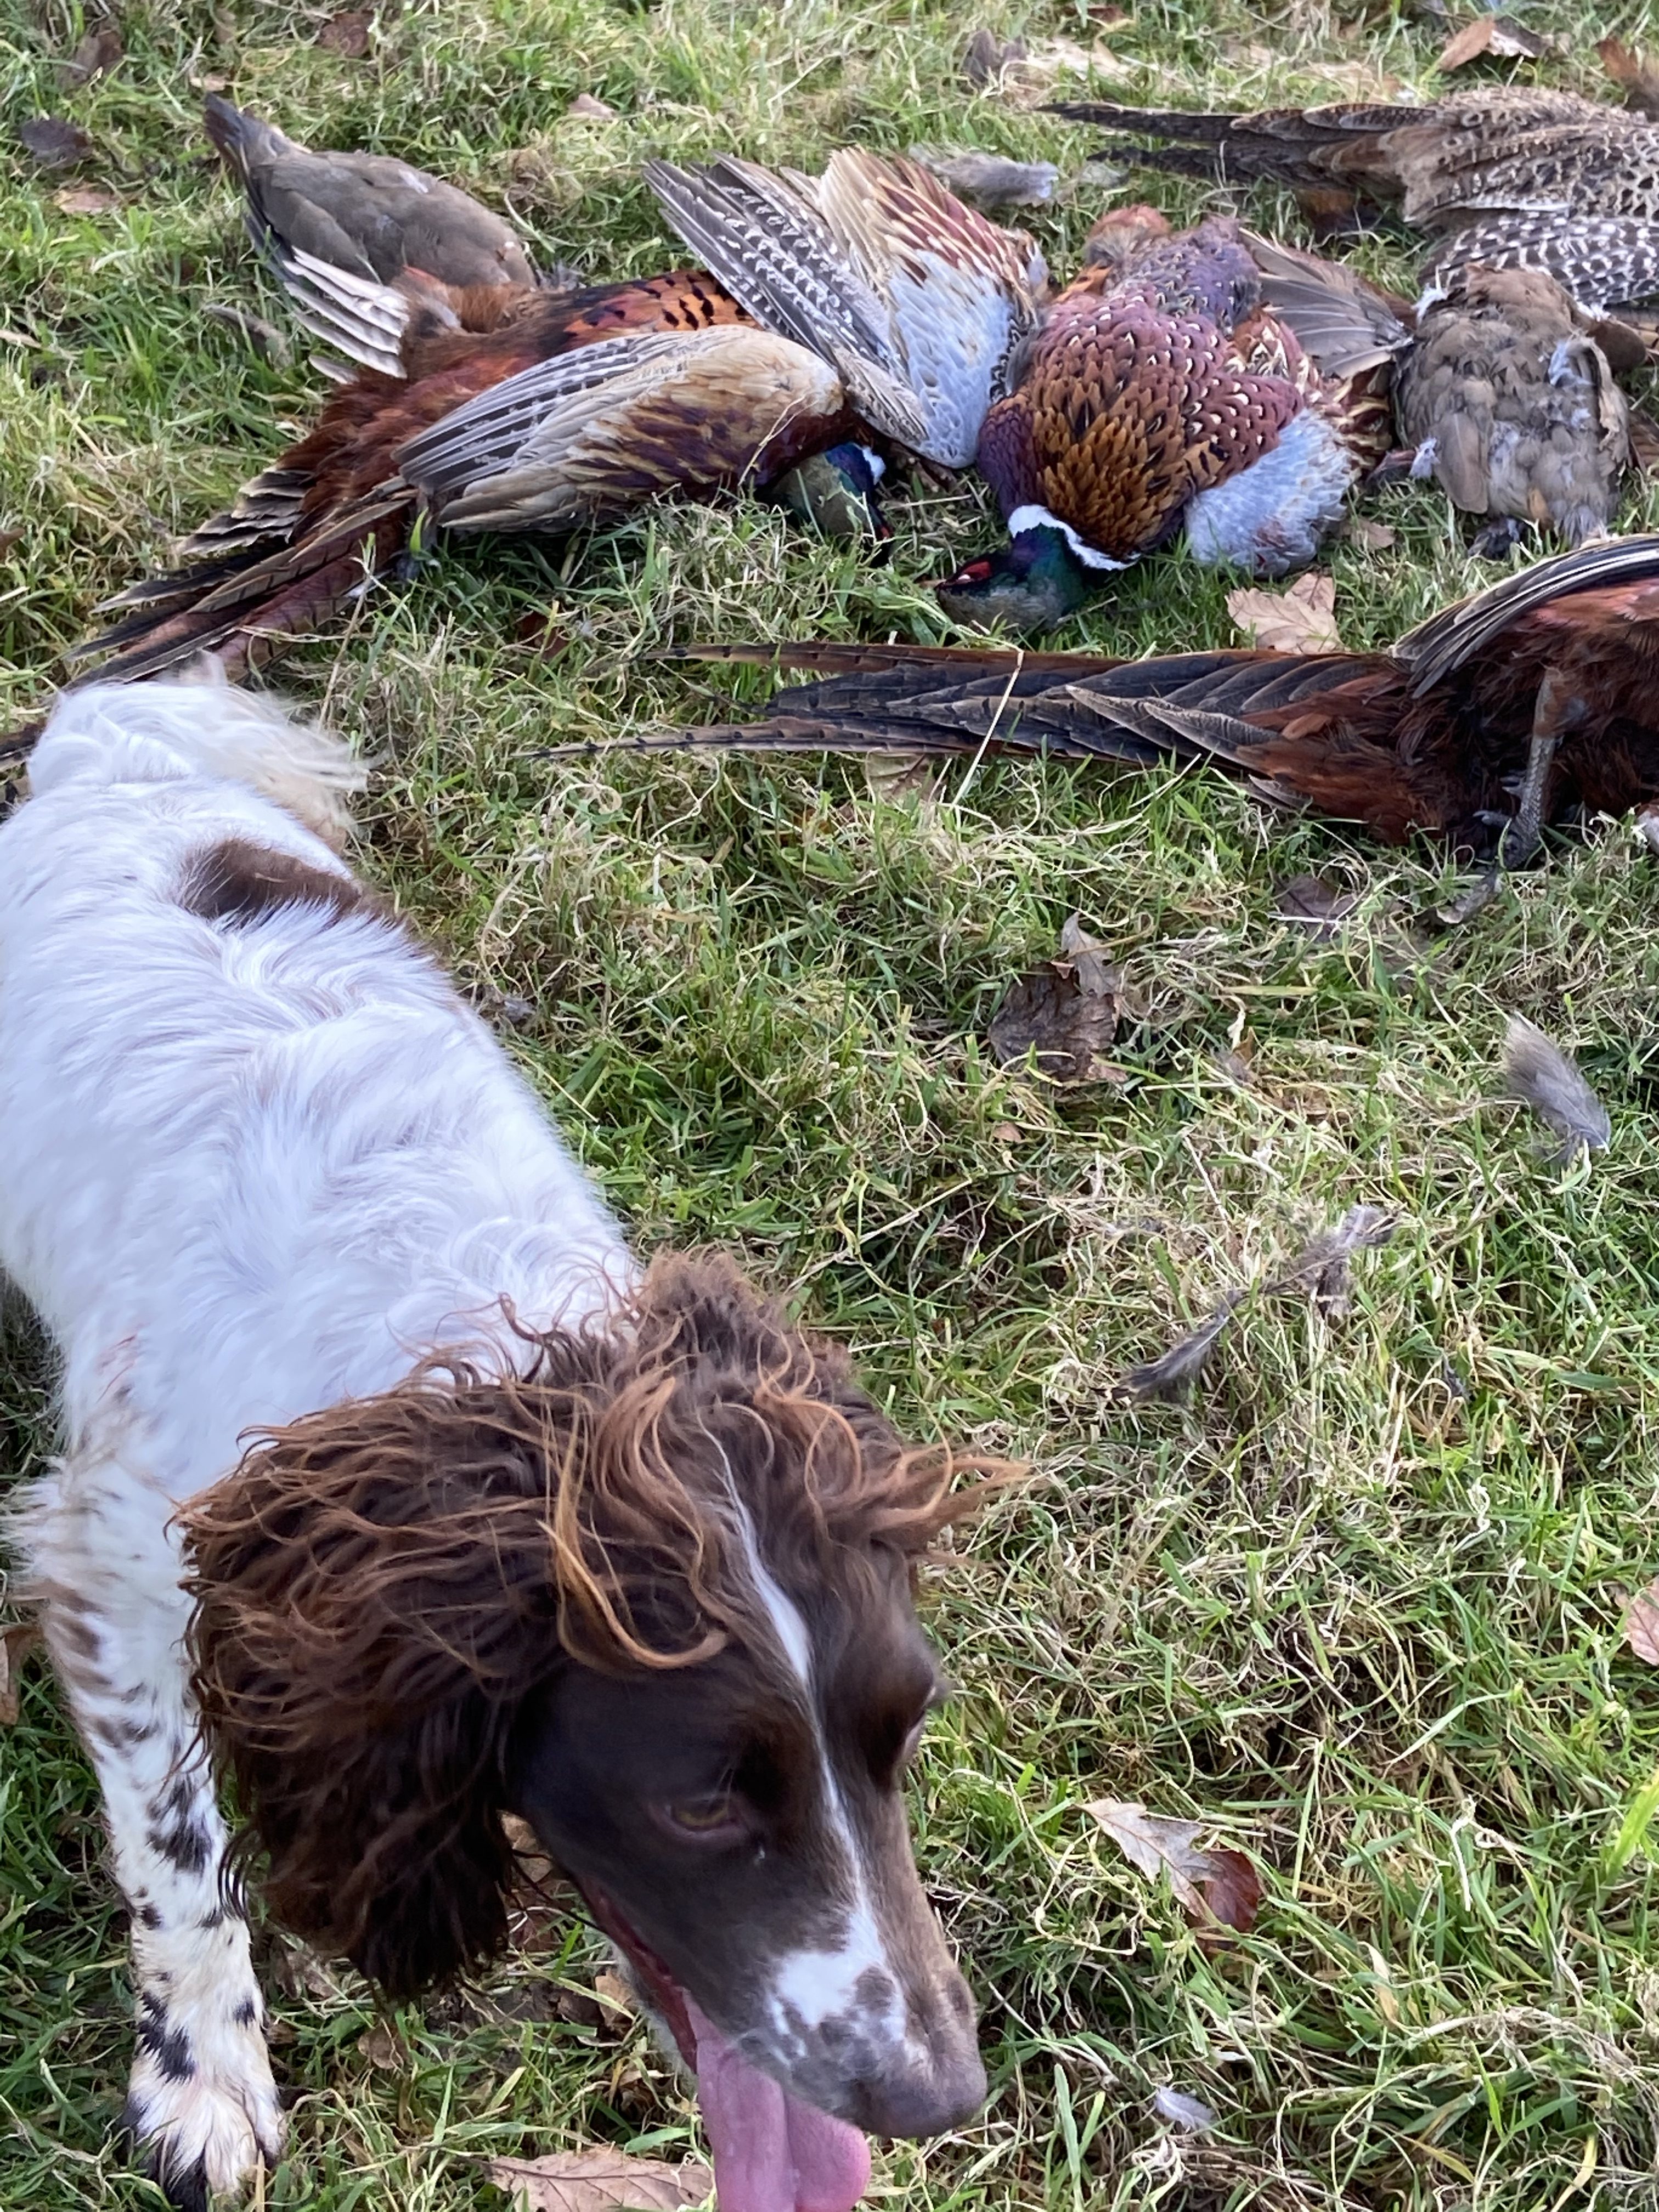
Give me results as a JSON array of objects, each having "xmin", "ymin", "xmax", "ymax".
[{"xmin": 0, "ymin": 672, "xmax": 997, "ymax": 2212}]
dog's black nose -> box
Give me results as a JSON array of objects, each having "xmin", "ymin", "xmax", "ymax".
[{"xmin": 848, "ymin": 2043, "xmax": 988, "ymax": 2139}]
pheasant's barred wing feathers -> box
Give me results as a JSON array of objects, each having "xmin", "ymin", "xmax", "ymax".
[
  {"xmin": 1243, "ymin": 232, "xmax": 1414, "ymax": 377},
  {"xmin": 398, "ymin": 326, "xmax": 845, "ymax": 531},
  {"xmin": 1396, "ymin": 534, "xmax": 1659, "ymax": 692},
  {"xmin": 814, "ymin": 150, "xmax": 1047, "ymax": 464},
  {"xmin": 266, "ymin": 243, "xmax": 412, "ymax": 377},
  {"xmin": 1427, "ymin": 213, "xmax": 1659, "ymax": 322}
]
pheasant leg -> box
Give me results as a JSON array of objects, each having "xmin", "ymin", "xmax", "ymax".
[{"xmin": 1500, "ymin": 662, "xmax": 1583, "ymax": 869}]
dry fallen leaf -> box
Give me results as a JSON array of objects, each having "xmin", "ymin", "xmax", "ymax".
[
  {"xmin": 566, "ymin": 92, "xmax": 618, "ymax": 119},
  {"xmin": 1629, "ymin": 410, "xmax": 1659, "ymax": 478},
  {"xmin": 1226, "ymin": 571, "xmax": 1341, "ymax": 654},
  {"xmin": 1274, "ymin": 872, "xmax": 1356, "ymax": 943},
  {"xmin": 18, "ymin": 116, "xmax": 94, "ymax": 170},
  {"xmin": 988, "ymin": 915, "xmax": 1139, "ymax": 1083},
  {"xmin": 1086, "ymin": 1799, "xmax": 1262, "ymax": 1936},
  {"xmin": 57, "ymin": 22, "xmax": 122, "ymax": 87},
  {"xmin": 317, "ymin": 7, "xmax": 373, "ymax": 56},
  {"xmin": 961, "ymin": 26, "xmax": 1026, "ymax": 85},
  {"xmin": 488, "ymin": 2149, "xmax": 713, "ymax": 2212},
  {"xmin": 592, "ymin": 1969, "xmax": 634, "ymax": 2017},
  {"xmin": 0, "ymin": 1623, "xmax": 43, "ymax": 1726},
  {"xmin": 0, "ymin": 527, "xmax": 22, "ymax": 560},
  {"xmin": 1624, "ymin": 1579, "xmax": 1659, "ymax": 1664},
  {"xmin": 1598, "ymin": 34, "xmax": 1659, "ymax": 115},
  {"xmin": 54, "ymin": 184, "xmax": 120, "ymax": 216},
  {"xmin": 1347, "ymin": 517, "xmax": 1397, "ymax": 551},
  {"xmin": 1437, "ymin": 13, "xmax": 1548, "ymax": 68},
  {"xmin": 357, "ymin": 2018, "xmax": 408, "ymax": 2070}
]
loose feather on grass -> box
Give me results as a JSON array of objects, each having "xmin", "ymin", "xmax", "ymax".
[
  {"xmin": 1115, "ymin": 1204, "xmax": 1397, "ymax": 1401},
  {"xmin": 1501, "ymin": 1014, "xmax": 1611, "ymax": 1158}
]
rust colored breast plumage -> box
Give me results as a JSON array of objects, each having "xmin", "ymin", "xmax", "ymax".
[{"xmin": 1012, "ymin": 290, "xmax": 1302, "ymax": 558}]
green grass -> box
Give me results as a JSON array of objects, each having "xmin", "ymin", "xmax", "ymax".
[{"xmin": 8, "ymin": 0, "xmax": 1659, "ymax": 2205}]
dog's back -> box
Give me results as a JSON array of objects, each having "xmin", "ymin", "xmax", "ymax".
[{"xmin": 0, "ymin": 673, "xmax": 628, "ymax": 1499}]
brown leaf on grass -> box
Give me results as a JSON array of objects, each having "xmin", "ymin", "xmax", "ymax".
[
  {"xmin": 1274, "ymin": 872, "xmax": 1356, "ymax": 943},
  {"xmin": 201, "ymin": 300, "xmax": 291, "ymax": 364},
  {"xmin": 0, "ymin": 527, "xmax": 22, "ymax": 560},
  {"xmin": 1599, "ymin": 35, "xmax": 1659, "ymax": 117},
  {"xmin": 1085, "ymin": 1800, "xmax": 1262, "ymax": 1936},
  {"xmin": 317, "ymin": 8, "xmax": 373, "ymax": 56},
  {"xmin": 1347, "ymin": 517, "xmax": 1397, "ymax": 551},
  {"xmin": 1624, "ymin": 1579, "xmax": 1659, "ymax": 1664},
  {"xmin": 591, "ymin": 1969, "xmax": 634, "ymax": 2018},
  {"xmin": 1437, "ymin": 13, "xmax": 1548, "ymax": 67},
  {"xmin": 0, "ymin": 1623, "xmax": 43, "ymax": 1727},
  {"xmin": 1226, "ymin": 571, "xmax": 1341, "ymax": 653},
  {"xmin": 54, "ymin": 184, "xmax": 120, "ymax": 216},
  {"xmin": 961, "ymin": 26, "xmax": 1026, "ymax": 85},
  {"xmin": 357, "ymin": 2018, "xmax": 408, "ymax": 2070},
  {"xmin": 1628, "ymin": 410, "xmax": 1659, "ymax": 477},
  {"xmin": 988, "ymin": 915, "xmax": 1139, "ymax": 1084},
  {"xmin": 1088, "ymin": 2, "xmax": 1131, "ymax": 22},
  {"xmin": 18, "ymin": 117, "xmax": 94, "ymax": 170},
  {"xmin": 566, "ymin": 92, "xmax": 618, "ymax": 119},
  {"xmin": 513, "ymin": 608, "xmax": 571, "ymax": 656},
  {"xmin": 488, "ymin": 2150, "xmax": 714, "ymax": 2212},
  {"xmin": 56, "ymin": 22, "xmax": 122, "ymax": 87}
]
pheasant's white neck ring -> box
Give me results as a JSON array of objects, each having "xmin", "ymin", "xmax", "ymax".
[{"xmin": 1006, "ymin": 505, "xmax": 1131, "ymax": 571}]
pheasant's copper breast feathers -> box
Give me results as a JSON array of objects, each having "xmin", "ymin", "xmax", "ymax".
[{"xmin": 984, "ymin": 273, "xmax": 1302, "ymax": 560}]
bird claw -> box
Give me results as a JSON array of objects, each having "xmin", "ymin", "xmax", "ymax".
[{"xmin": 1469, "ymin": 516, "xmax": 1522, "ymax": 560}]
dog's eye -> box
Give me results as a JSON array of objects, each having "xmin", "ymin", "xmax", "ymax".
[
  {"xmin": 662, "ymin": 1792, "xmax": 741, "ymax": 1839},
  {"xmin": 898, "ymin": 1713, "xmax": 929, "ymax": 1768}
]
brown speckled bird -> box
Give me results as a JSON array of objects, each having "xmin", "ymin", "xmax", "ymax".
[
  {"xmin": 1398, "ymin": 267, "xmax": 1633, "ymax": 552},
  {"xmin": 936, "ymin": 207, "xmax": 1393, "ymax": 633},
  {"xmin": 1244, "ymin": 236, "xmax": 1635, "ymax": 552},
  {"xmin": 597, "ymin": 535, "xmax": 1659, "ymax": 874},
  {"xmin": 1051, "ymin": 89, "xmax": 1659, "ymax": 330}
]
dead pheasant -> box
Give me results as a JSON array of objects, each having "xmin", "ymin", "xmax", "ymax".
[
  {"xmin": 644, "ymin": 149, "xmax": 1047, "ymax": 466},
  {"xmin": 1051, "ymin": 89, "xmax": 1659, "ymax": 331},
  {"xmin": 598, "ymin": 534, "xmax": 1659, "ymax": 871},
  {"xmin": 1245, "ymin": 236, "xmax": 1635, "ymax": 552},
  {"xmin": 936, "ymin": 207, "xmax": 1396, "ymax": 633},
  {"xmin": 73, "ymin": 142, "xmax": 1042, "ymax": 680}
]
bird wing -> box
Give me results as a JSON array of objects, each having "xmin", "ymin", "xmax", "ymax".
[
  {"xmin": 1242, "ymin": 232, "xmax": 1414, "ymax": 375},
  {"xmin": 1425, "ymin": 213, "xmax": 1659, "ymax": 332},
  {"xmin": 1384, "ymin": 95, "xmax": 1657, "ymax": 228},
  {"xmin": 642, "ymin": 156, "xmax": 931, "ymax": 453},
  {"xmin": 396, "ymin": 325, "xmax": 847, "ymax": 531},
  {"xmin": 1395, "ymin": 532, "xmax": 1659, "ymax": 692},
  {"xmin": 811, "ymin": 150, "xmax": 1046, "ymax": 465}
]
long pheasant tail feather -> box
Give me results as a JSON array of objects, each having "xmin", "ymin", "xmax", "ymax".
[
  {"xmin": 650, "ymin": 641, "xmax": 1130, "ymax": 676},
  {"xmin": 1397, "ymin": 531, "xmax": 1659, "ymax": 692},
  {"xmin": 1046, "ymin": 99, "xmax": 1407, "ymax": 187}
]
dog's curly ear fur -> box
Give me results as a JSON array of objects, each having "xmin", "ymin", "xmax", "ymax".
[{"xmin": 183, "ymin": 1379, "xmax": 569, "ymax": 1997}]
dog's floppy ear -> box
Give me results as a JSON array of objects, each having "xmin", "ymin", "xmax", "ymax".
[{"xmin": 183, "ymin": 1375, "xmax": 568, "ymax": 1997}]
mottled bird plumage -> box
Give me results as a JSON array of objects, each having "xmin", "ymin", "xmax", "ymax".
[
  {"xmin": 1399, "ymin": 267, "xmax": 1632, "ymax": 547},
  {"xmin": 609, "ymin": 535, "xmax": 1659, "ymax": 856},
  {"xmin": 644, "ymin": 149, "xmax": 1045, "ymax": 466}
]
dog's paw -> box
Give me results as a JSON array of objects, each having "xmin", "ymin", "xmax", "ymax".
[{"xmin": 121, "ymin": 1998, "xmax": 286, "ymax": 2208}]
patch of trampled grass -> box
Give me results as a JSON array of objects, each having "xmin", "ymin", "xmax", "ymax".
[{"xmin": 7, "ymin": 1, "xmax": 1659, "ymax": 2208}]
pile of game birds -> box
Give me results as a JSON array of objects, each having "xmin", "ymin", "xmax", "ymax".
[{"xmin": 36, "ymin": 66, "xmax": 1659, "ymax": 926}]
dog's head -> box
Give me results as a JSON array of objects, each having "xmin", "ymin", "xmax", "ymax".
[{"xmin": 184, "ymin": 1255, "xmax": 1005, "ymax": 2211}]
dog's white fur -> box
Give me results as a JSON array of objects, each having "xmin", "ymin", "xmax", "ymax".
[{"xmin": 0, "ymin": 672, "xmax": 630, "ymax": 2200}]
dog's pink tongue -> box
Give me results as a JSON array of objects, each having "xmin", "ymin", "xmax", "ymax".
[{"xmin": 686, "ymin": 1995, "xmax": 871, "ymax": 2212}]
